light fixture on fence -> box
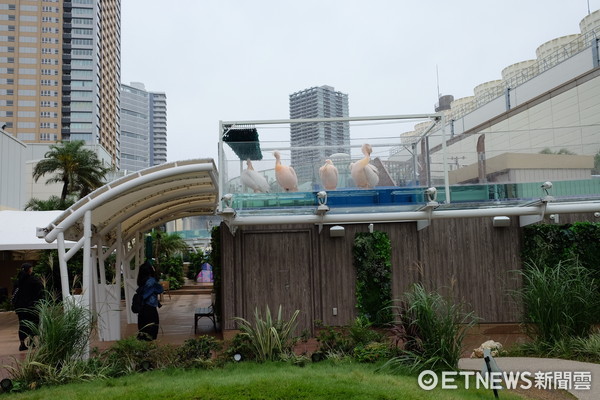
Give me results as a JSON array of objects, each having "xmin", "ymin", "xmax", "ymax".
[
  {"xmin": 492, "ymin": 216, "xmax": 511, "ymax": 227},
  {"xmin": 315, "ymin": 191, "xmax": 329, "ymax": 216},
  {"xmin": 219, "ymin": 193, "xmax": 236, "ymax": 218},
  {"xmin": 541, "ymin": 181, "xmax": 554, "ymax": 202},
  {"xmin": 329, "ymin": 225, "xmax": 345, "ymax": 237},
  {"xmin": 424, "ymin": 187, "xmax": 439, "ymax": 208},
  {"xmin": 233, "ymin": 353, "xmax": 243, "ymax": 362},
  {"xmin": 549, "ymin": 214, "xmax": 560, "ymax": 224}
]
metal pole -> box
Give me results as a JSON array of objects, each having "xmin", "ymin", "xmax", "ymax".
[{"xmin": 441, "ymin": 113, "xmax": 451, "ymax": 203}]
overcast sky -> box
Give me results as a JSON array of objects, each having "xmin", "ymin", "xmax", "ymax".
[{"xmin": 120, "ymin": 0, "xmax": 599, "ymax": 163}]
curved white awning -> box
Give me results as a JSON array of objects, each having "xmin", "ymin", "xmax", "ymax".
[{"xmin": 42, "ymin": 159, "xmax": 219, "ymax": 244}]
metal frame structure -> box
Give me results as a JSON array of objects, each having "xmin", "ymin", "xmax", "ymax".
[{"xmin": 39, "ymin": 160, "xmax": 219, "ymax": 341}]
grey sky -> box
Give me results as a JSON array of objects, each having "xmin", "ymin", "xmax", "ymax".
[{"xmin": 121, "ymin": 0, "xmax": 598, "ymax": 162}]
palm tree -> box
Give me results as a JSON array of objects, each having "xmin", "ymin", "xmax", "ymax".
[
  {"xmin": 149, "ymin": 231, "xmax": 189, "ymax": 274},
  {"xmin": 24, "ymin": 195, "xmax": 76, "ymax": 211},
  {"xmin": 32, "ymin": 141, "xmax": 110, "ymax": 203}
]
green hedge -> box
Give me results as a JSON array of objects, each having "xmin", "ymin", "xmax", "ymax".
[
  {"xmin": 352, "ymin": 231, "xmax": 393, "ymax": 326},
  {"xmin": 522, "ymin": 222, "xmax": 600, "ymax": 279}
]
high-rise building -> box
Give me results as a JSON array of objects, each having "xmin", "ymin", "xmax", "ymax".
[
  {"xmin": 120, "ymin": 82, "xmax": 166, "ymax": 172},
  {"xmin": 289, "ymin": 85, "xmax": 350, "ymax": 186},
  {"xmin": 149, "ymin": 91, "xmax": 166, "ymax": 165},
  {"xmin": 0, "ymin": 0, "xmax": 121, "ymax": 167}
]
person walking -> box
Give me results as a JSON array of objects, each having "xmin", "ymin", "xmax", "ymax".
[
  {"xmin": 136, "ymin": 261, "xmax": 164, "ymax": 341},
  {"xmin": 13, "ymin": 263, "xmax": 43, "ymax": 351}
]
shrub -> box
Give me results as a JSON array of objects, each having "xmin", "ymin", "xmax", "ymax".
[
  {"xmin": 103, "ymin": 336, "xmax": 177, "ymax": 376},
  {"xmin": 353, "ymin": 342, "xmax": 392, "ymax": 363},
  {"xmin": 233, "ymin": 305, "xmax": 299, "ymax": 362},
  {"xmin": 381, "ymin": 283, "xmax": 477, "ymax": 373},
  {"xmin": 315, "ymin": 325, "xmax": 353, "ymax": 355},
  {"xmin": 222, "ymin": 333, "xmax": 256, "ymax": 362},
  {"xmin": 7, "ymin": 295, "xmax": 100, "ymax": 386},
  {"xmin": 177, "ymin": 335, "xmax": 221, "ymax": 368},
  {"xmin": 512, "ymin": 259, "xmax": 600, "ymax": 344}
]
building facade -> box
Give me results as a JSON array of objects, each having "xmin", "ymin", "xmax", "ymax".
[
  {"xmin": 289, "ymin": 85, "xmax": 350, "ymax": 187},
  {"xmin": 392, "ymin": 9, "xmax": 600, "ymax": 187},
  {"xmin": 120, "ymin": 82, "xmax": 166, "ymax": 172},
  {"xmin": 0, "ymin": 0, "xmax": 121, "ymax": 167}
]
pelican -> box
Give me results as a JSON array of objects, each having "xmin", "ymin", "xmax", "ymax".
[
  {"xmin": 319, "ymin": 159, "xmax": 338, "ymax": 190},
  {"xmin": 350, "ymin": 143, "xmax": 379, "ymax": 188},
  {"xmin": 273, "ymin": 151, "xmax": 298, "ymax": 192},
  {"xmin": 240, "ymin": 159, "xmax": 270, "ymax": 193}
]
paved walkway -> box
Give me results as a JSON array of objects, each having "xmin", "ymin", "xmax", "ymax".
[
  {"xmin": 460, "ymin": 357, "xmax": 600, "ymax": 400},
  {"xmin": 0, "ymin": 287, "xmax": 216, "ymax": 380}
]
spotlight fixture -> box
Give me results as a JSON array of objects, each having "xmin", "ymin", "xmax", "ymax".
[
  {"xmin": 220, "ymin": 193, "xmax": 236, "ymax": 217},
  {"xmin": 492, "ymin": 216, "xmax": 511, "ymax": 227},
  {"xmin": 139, "ymin": 360, "xmax": 153, "ymax": 371},
  {"xmin": 541, "ymin": 181, "xmax": 554, "ymax": 202},
  {"xmin": 315, "ymin": 191, "xmax": 329, "ymax": 216},
  {"xmin": 424, "ymin": 187, "xmax": 439, "ymax": 207},
  {"xmin": 233, "ymin": 353, "xmax": 242, "ymax": 362},
  {"xmin": 0, "ymin": 378, "xmax": 13, "ymax": 392}
]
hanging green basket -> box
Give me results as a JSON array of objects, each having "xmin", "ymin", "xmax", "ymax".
[{"xmin": 222, "ymin": 127, "xmax": 263, "ymax": 161}]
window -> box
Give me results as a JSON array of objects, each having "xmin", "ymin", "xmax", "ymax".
[
  {"xmin": 72, "ymin": 48, "xmax": 92, "ymax": 56},
  {"xmin": 41, "ymin": 69, "xmax": 59, "ymax": 75},
  {"xmin": 73, "ymin": 28, "xmax": 93, "ymax": 35},
  {"xmin": 0, "ymin": 5, "xmax": 17, "ymax": 10},
  {"xmin": 0, "ymin": 111, "xmax": 13, "ymax": 117},
  {"xmin": 40, "ymin": 122, "xmax": 58, "ymax": 129},
  {"xmin": 18, "ymin": 111, "xmax": 35, "ymax": 118},
  {"xmin": 72, "ymin": 59, "xmax": 93, "ymax": 67},
  {"xmin": 18, "ymin": 100, "xmax": 35, "ymax": 106},
  {"xmin": 71, "ymin": 122, "xmax": 92, "ymax": 130},
  {"xmin": 41, "ymin": 58, "xmax": 58, "ymax": 65},
  {"xmin": 0, "ymin": 57, "xmax": 15, "ymax": 63},
  {"xmin": 0, "ymin": 100, "xmax": 14, "ymax": 106},
  {"xmin": 18, "ymin": 89, "xmax": 36, "ymax": 96},
  {"xmin": 19, "ymin": 15, "xmax": 38, "ymax": 22},
  {"xmin": 40, "ymin": 79, "xmax": 58, "ymax": 86},
  {"xmin": 0, "ymin": 46, "xmax": 14, "ymax": 52},
  {"xmin": 19, "ymin": 36, "xmax": 37, "ymax": 43},
  {"xmin": 72, "ymin": 80, "xmax": 93, "ymax": 87},
  {"xmin": 18, "ymin": 68, "xmax": 36, "ymax": 74},
  {"xmin": 73, "ymin": 8, "xmax": 93, "ymax": 15},
  {"xmin": 72, "ymin": 70, "xmax": 93, "ymax": 77},
  {"xmin": 74, "ymin": 0, "xmax": 93, "ymax": 4},
  {"xmin": 18, "ymin": 122, "xmax": 36, "ymax": 129},
  {"xmin": 20, "ymin": 5, "xmax": 38, "ymax": 12},
  {"xmin": 71, "ymin": 101, "xmax": 92, "ymax": 110},
  {"xmin": 18, "ymin": 57, "xmax": 36, "ymax": 64},
  {"xmin": 42, "ymin": 37, "xmax": 59, "ymax": 44},
  {"xmin": 72, "ymin": 38, "xmax": 92, "ymax": 45},
  {"xmin": 18, "ymin": 78, "xmax": 35, "ymax": 85},
  {"xmin": 19, "ymin": 47, "xmax": 37, "ymax": 53},
  {"xmin": 17, "ymin": 133, "xmax": 35, "ymax": 141},
  {"xmin": 41, "ymin": 90, "xmax": 58, "ymax": 97},
  {"xmin": 71, "ymin": 111, "xmax": 92, "ymax": 121},
  {"xmin": 40, "ymin": 133, "xmax": 58, "ymax": 141},
  {"xmin": 0, "ymin": 35, "xmax": 15, "ymax": 42},
  {"xmin": 40, "ymin": 101, "xmax": 57, "ymax": 107},
  {"xmin": 72, "ymin": 18, "xmax": 93, "ymax": 25},
  {"xmin": 18, "ymin": 25, "xmax": 36, "ymax": 32}
]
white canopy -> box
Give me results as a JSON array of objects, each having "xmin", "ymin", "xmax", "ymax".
[{"xmin": 0, "ymin": 210, "xmax": 76, "ymax": 250}]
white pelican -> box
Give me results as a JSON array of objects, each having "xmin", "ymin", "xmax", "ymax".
[
  {"xmin": 273, "ymin": 151, "xmax": 298, "ymax": 192},
  {"xmin": 350, "ymin": 143, "xmax": 379, "ymax": 189},
  {"xmin": 240, "ymin": 159, "xmax": 270, "ymax": 193},
  {"xmin": 319, "ymin": 159, "xmax": 338, "ymax": 191}
]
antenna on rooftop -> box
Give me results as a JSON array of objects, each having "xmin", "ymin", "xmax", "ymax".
[{"xmin": 436, "ymin": 64, "xmax": 441, "ymax": 98}]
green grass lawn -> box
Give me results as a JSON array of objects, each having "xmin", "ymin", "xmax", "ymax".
[{"xmin": 3, "ymin": 361, "xmax": 529, "ymax": 400}]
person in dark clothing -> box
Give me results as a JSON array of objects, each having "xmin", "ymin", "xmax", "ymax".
[
  {"xmin": 136, "ymin": 261, "xmax": 164, "ymax": 341},
  {"xmin": 13, "ymin": 263, "xmax": 43, "ymax": 351}
]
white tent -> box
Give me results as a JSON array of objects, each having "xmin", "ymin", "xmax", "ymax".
[{"xmin": 0, "ymin": 210, "xmax": 76, "ymax": 251}]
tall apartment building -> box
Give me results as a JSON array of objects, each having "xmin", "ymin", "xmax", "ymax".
[
  {"xmin": 289, "ymin": 85, "xmax": 350, "ymax": 186},
  {"xmin": 149, "ymin": 91, "xmax": 166, "ymax": 165},
  {"xmin": 120, "ymin": 82, "xmax": 166, "ymax": 172},
  {"xmin": 0, "ymin": 0, "xmax": 121, "ymax": 167}
]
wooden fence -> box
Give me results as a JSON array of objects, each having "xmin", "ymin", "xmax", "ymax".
[{"xmin": 220, "ymin": 213, "xmax": 596, "ymax": 333}]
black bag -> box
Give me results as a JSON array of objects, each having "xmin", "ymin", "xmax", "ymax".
[{"xmin": 131, "ymin": 289, "xmax": 143, "ymax": 314}]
